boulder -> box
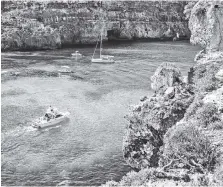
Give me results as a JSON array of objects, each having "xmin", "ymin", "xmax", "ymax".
[
  {"xmin": 164, "ymin": 87, "xmax": 175, "ymax": 99},
  {"xmin": 151, "ymin": 62, "xmax": 182, "ymax": 91}
]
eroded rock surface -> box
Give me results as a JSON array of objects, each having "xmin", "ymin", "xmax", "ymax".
[
  {"xmin": 151, "ymin": 62, "xmax": 182, "ymax": 91},
  {"xmin": 120, "ymin": 0, "xmax": 223, "ymax": 185},
  {"xmin": 1, "ymin": 1, "xmax": 190, "ymax": 51},
  {"xmin": 123, "ymin": 63, "xmax": 194, "ymax": 169},
  {"xmin": 188, "ymin": 0, "xmax": 223, "ymax": 53}
]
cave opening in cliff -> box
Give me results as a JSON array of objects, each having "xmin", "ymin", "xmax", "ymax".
[{"xmin": 107, "ymin": 29, "xmax": 121, "ymax": 40}]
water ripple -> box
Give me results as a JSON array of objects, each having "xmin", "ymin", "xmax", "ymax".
[{"xmin": 1, "ymin": 41, "xmax": 201, "ymax": 186}]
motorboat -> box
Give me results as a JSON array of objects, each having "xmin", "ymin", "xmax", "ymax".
[{"xmin": 32, "ymin": 111, "xmax": 70, "ymax": 129}]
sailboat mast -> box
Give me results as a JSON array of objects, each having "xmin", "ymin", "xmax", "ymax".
[
  {"xmin": 100, "ymin": 24, "xmax": 103, "ymax": 59},
  {"xmin": 92, "ymin": 39, "xmax": 98, "ymax": 60}
]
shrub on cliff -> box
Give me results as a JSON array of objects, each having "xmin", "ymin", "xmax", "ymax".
[
  {"xmin": 193, "ymin": 62, "xmax": 222, "ymax": 92},
  {"xmin": 123, "ymin": 85, "xmax": 194, "ymax": 169},
  {"xmin": 161, "ymin": 123, "xmax": 217, "ymax": 173},
  {"xmin": 189, "ymin": 173, "xmax": 223, "ymax": 186},
  {"xmin": 103, "ymin": 168, "xmax": 157, "ymax": 186},
  {"xmin": 103, "ymin": 167, "xmax": 193, "ymax": 187},
  {"xmin": 119, "ymin": 168, "xmax": 156, "ymax": 186},
  {"xmin": 185, "ymin": 95, "xmax": 221, "ymax": 128},
  {"xmin": 192, "ymin": 103, "xmax": 221, "ymax": 128},
  {"xmin": 123, "ymin": 63, "xmax": 194, "ymax": 170},
  {"xmin": 214, "ymin": 164, "xmax": 223, "ymax": 184},
  {"xmin": 184, "ymin": 93, "xmax": 204, "ymax": 121}
]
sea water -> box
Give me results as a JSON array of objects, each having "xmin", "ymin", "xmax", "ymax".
[{"xmin": 1, "ymin": 41, "xmax": 200, "ymax": 186}]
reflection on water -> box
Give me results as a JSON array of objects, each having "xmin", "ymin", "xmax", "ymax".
[{"xmin": 1, "ymin": 41, "xmax": 200, "ymax": 186}]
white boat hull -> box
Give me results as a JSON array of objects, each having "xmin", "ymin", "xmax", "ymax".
[
  {"xmin": 71, "ymin": 53, "xmax": 82, "ymax": 57},
  {"xmin": 32, "ymin": 112, "xmax": 70, "ymax": 129},
  {"xmin": 58, "ymin": 70, "xmax": 73, "ymax": 73},
  {"xmin": 91, "ymin": 58, "xmax": 114, "ymax": 64}
]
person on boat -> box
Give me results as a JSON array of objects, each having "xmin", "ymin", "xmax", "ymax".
[
  {"xmin": 45, "ymin": 106, "xmax": 56, "ymax": 120},
  {"xmin": 44, "ymin": 113, "xmax": 51, "ymax": 121},
  {"xmin": 52, "ymin": 107, "xmax": 60, "ymax": 117},
  {"xmin": 46, "ymin": 106, "xmax": 53, "ymax": 113}
]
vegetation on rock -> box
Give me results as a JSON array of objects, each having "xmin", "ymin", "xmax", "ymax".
[
  {"xmin": 123, "ymin": 62, "xmax": 194, "ymax": 169},
  {"xmin": 161, "ymin": 123, "xmax": 218, "ymax": 173},
  {"xmin": 193, "ymin": 62, "xmax": 223, "ymax": 92},
  {"xmin": 104, "ymin": 0, "xmax": 223, "ymax": 186}
]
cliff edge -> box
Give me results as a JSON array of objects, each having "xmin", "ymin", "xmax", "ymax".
[
  {"xmin": 1, "ymin": 1, "xmax": 190, "ymax": 51},
  {"xmin": 104, "ymin": 1, "xmax": 223, "ymax": 186}
]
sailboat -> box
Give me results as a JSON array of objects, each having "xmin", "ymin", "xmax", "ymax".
[{"xmin": 91, "ymin": 24, "xmax": 114, "ymax": 64}]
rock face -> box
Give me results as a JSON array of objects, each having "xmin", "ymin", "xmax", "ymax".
[
  {"xmin": 116, "ymin": 0, "xmax": 223, "ymax": 185},
  {"xmin": 188, "ymin": 0, "xmax": 223, "ymax": 53},
  {"xmin": 102, "ymin": 1, "xmax": 223, "ymax": 186},
  {"xmin": 1, "ymin": 1, "xmax": 190, "ymax": 51},
  {"xmin": 203, "ymin": 86, "xmax": 223, "ymax": 112},
  {"xmin": 215, "ymin": 68, "xmax": 223, "ymax": 82},
  {"xmin": 151, "ymin": 62, "xmax": 182, "ymax": 91},
  {"xmin": 1, "ymin": 21, "xmax": 61, "ymax": 51},
  {"xmin": 123, "ymin": 63, "xmax": 194, "ymax": 169}
]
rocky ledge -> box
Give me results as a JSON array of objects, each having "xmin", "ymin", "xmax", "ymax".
[{"xmin": 103, "ymin": 1, "xmax": 223, "ymax": 186}]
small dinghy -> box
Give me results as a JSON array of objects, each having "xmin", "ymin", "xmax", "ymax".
[
  {"xmin": 71, "ymin": 51, "xmax": 82, "ymax": 57},
  {"xmin": 71, "ymin": 51, "xmax": 83, "ymax": 61},
  {"xmin": 32, "ymin": 112, "xmax": 70, "ymax": 129},
  {"xmin": 58, "ymin": 66, "xmax": 73, "ymax": 73}
]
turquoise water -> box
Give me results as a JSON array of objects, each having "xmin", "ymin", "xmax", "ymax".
[{"xmin": 1, "ymin": 41, "xmax": 200, "ymax": 186}]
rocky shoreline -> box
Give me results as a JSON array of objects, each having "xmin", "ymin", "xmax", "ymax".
[
  {"xmin": 103, "ymin": 1, "xmax": 223, "ymax": 186},
  {"xmin": 1, "ymin": 1, "xmax": 190, "ymax": 51}
]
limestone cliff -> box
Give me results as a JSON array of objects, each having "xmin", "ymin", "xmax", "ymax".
[
  {"xmin": 1, "ymin": 1, "xmax": 190, "ymax": 51},
  {"xmin": 123, "ymin": 63, "xmax": 194, "ymax": 169},
  {"xmin": 187, "ymin": 0, "xmax": 223, "ymax": 53},
  {"xmin": 112, "ymin": 0, "xmax": 223, "ymax": 186},
  {"xmin": 123, "ymin": 0, "xmax": 223, "ymax": 170}
]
